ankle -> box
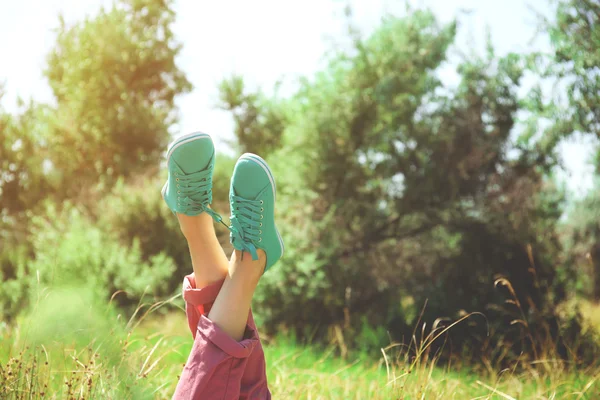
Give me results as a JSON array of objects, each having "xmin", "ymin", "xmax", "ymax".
[
  {"xmin": 178, "ymin": 212, "xmax": 214, "ymax": 239},
  {"xmin": 229, "ymin": 250, "xmax": 266, "ymax": 285}
]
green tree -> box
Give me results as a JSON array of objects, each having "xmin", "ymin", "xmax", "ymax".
[
  {"xmin": 564, "ymin": 186, "xmax": 600, "ymax": 299},
  {"xmin": 45, "ymin": 0, "xmax": 191, "ymax": 195},
  {"xmin": 94, "ymin": 154, "xmax": 236, "ymax": 293},
  {"xmin": 0, "ymin": 90, "xmax": 51, "ymax": 320},
  {"xmin": 218, "ymin": 75, "xmax": 287, "ymax": 157},
  {"xmin": 224, "ymin": 9, "xmax": 572, "ymax": 362},
  {"xmin": 550, "ymin": 0, "xmax": 600, "ymax": 141},
  {"xmin": 0, "ymin": 0, "xmax": 192, "ymax": 319},
  {"xmin": 544, "ymin": 0, "xmax": 600, "ymax": 301},
  {"xmin": 0, "ymin": 96, "xmax": 54, "ymax": 216},
  {"xmin": 525, "ymin": 0, "xmax": 600, "ymax": 161}
]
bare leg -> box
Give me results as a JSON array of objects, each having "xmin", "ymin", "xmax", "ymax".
[
  {"xmin": 208, "ymin": 249, "xmax": 266, "ymax": 341},
  {"xmin": 178, "ymin": 212, "xmax": 229, "ymax": 287}
]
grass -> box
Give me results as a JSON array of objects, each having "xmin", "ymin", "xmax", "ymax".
[
  {"xmin": 1, "ymin": 287, "xmax": 599, "ymax": 399},
  {"xmin": 579, "ymin": 300, "xmax": 600, "ymax": 333}
]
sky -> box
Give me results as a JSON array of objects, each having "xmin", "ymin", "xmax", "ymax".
[{"xmin": 0, "ymin": 0, "xmax": 595, "ymax": 197}]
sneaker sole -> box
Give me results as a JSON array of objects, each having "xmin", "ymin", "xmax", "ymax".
[
  {"xmin": 166, "ymin": 132, "xmax": 212, "ymax": 164},
  {"xmin": 238, "ymin": 153, "xmax": 285, "ymax": 257}
]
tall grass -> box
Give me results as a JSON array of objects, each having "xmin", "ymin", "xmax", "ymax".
[{"xmin": 1, "ymin": 285, "xmax": 599, "ymax": 399}]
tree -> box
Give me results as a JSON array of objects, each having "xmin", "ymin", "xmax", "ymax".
[
  {"xmin": 0, "ymin": 0, "xmax": 192, "ymax": 319},
  {"xmin": 545, "ymin": 0, "xmax": 600, "ymax": 301},
  {"xmin": 526, "ymin": 0, "xmax": 600, "ymax": 165},
  {"xmin": 226, "ymin": 9, "xmax": 574, "ymax": 363},
  {"xmin": 0, "ymin": 94, "xmax": 54, "ymax": 216},
  {"xmin": 44, "ymin": 0, "xmax": 191, "ymax": 195},
  {"xmin": 217, "ymin": 75, "xmax": 287, "ymax": 157},
  {"xmin": 564, "ymin": 186, "xmax": 600, "ymax": 299},
  {"xmin": 550, "ymin": 0, "xmax": 600, "ymax": 141}
]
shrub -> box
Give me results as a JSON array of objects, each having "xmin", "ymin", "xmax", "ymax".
[
  {"xmin": 0, "ymin": 240, "xmax": 31, "ymax": 322},
  {"xmin": 29, "ymin": 202, "xmax": 175, "ymax": 307},
  {"xmin": 97, "ymin": 177, "xmax": 189, "ymax": 293},
  {"xmin": 97, "ymin": 153, "xmax": 236, "ymax": 293}
]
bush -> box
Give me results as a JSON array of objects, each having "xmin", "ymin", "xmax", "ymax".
[
  {"xmin": 0, "ymin": 240, "xmax": 31, "ymax": 322},
  {"xmin": 244, "ymin": 11, "xmax": 584, "ymax": 366},
  {"xmin": 97, "ymin": 154, "xmax": 236, "ymax": 293},
  {"xmin": 562, "ymin": 183, "xmax": 600, "ymax": 299},
  {"xmin": 98, "ymin": 177, "xmax": 189, "ymax": 293},
  {"xmin": 1, "ymin": 152, "xmax": 238, "ymax": 321},
  {"xmin": 30, "ymin": 202, "xmax": 175, "ymax": 307}
]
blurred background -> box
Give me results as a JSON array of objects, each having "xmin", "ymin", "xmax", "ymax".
[{"xmin": 1, "ymin": 0, "xmax": 599, "ymax": 398}]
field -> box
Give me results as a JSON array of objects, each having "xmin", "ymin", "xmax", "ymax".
[
  {"xmin": 2, "ymin": 0, "xmax": 600, "ymax": 399},
  {"xmin": 1, "ymin": 288, "xmax": 598, "ymax": 400}
]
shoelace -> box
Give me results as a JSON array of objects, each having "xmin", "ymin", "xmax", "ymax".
[
  {"xmin": 229, "ymin": 193, "xmax": 265, "ymax": 261},
  {"xmin": 176, "ymin": 167, "xmax": 227, "ymax": 227}
]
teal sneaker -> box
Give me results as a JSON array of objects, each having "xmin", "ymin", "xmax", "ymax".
[
  {"xmin": 229, "ymin": 153, "xmax": 284, "ymax": 272},
  {"xmin": 161, "ymin": 132, "xmax": 223, "ymax": 222}
]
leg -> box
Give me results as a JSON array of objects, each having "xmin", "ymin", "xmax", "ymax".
[
  {"xmin": 208, "ymin": 250, "xmax": 266, "ymax": 341},
  {"xmin": 164, "ymin": 135, "xmax": 271, "ymax": 398},
  {"xmin": 178, "ymin": 212, "xmax": 229, "ymax": 287},
  {"xmin": 162, "ymin": 132, "xmax": 229, "ymax": 287},
  {"xmin": 211, "ymin": 152, "xmax": 285, "ymax": 342},
  {"xmin": 175, "ymin": 260, "xmax": 270, "ymax": 400}
]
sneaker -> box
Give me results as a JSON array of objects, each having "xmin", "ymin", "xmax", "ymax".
[
  {"xmin": 161, "ymin": 132, "xmax": 223, "ymax": 222},
  {"xmin": 229, "ymin": 153, "xmax": 284, "ymax": 272}
]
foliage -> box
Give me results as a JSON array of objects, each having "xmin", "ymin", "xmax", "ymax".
[
  {"xmin": 563, "ymin": 182, "xmax": 600, "ymax": 299},
  {"xmin": 0, "ymin": 0, "xmax": 191, "ymax": 219},
  {"xmin": 1, "ymin": 0, "xmax": 599, "ymax": 376},
  {"xmin": 255, "ymin": 8, "xmax": 458, "ymax": 335},
  {"xmin": 0, "ymin": 241, "xmax": 30, "ymax": 322},
  {"xmin": 217, "ymin": 75, "xmax": 287, "ymax": 157},
  {"xmin": 44, "ymin": 0, "xmax": 192, "ymax": 194},
  {"xmin": 523, "ymin": 0, "xmax": 599, "ymax": 166},
  {"xmin": 1, "ymin": 0, "xmax": 191, "ymax": 317},
  {"xmin": 96, "ymin": 154, "xmax": 236, "ymax": 290},
  {"xmin": 232, "ymin": 9, "xmax": 576, "ymax": 364},
  {"xmin": 97, "ymin": 177, "xmax": 190, "ymax": 292},
  {"xmin": 29, "ymin": 203, "xmax": 175, "ymax": 306},
  {"xmin": 0, "ymin": 98, "xmax": 55, "ymax": 215},
  {"xmin": 544, "ymin": 0, "xmax": 600, "ymax": 301},
  {"xmin": 550, "ymin": 0, "xmax": 600, "ymax": 141}
]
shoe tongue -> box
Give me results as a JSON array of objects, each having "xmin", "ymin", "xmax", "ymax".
[{"xmin": 233, "ymin": 185, "xmax": 259, "ymax": 200}]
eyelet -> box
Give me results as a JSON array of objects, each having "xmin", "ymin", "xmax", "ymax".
[
  {"xmin": 260, "ymin": 215, "xmax": 263, "ymax": 220},
  {"xmin": 176, "ymin": 178, "xmax": 179, "ymax": 182},
  {"xmin": 177, "ymin": 191, "xmax": 181, "ymax": 194},
  {"xmin": 260, "ymin": 223, "xmax": 263, "ymax": 227},
  {"xmin": 259, "ymin": 230, "xmax": 262, "ymax": 234},
  {"xmin": 261, "ymin": 208, "xmax": 264, "ymax": 212},
  {"xmin": 260, "ymin": 200, "xmax": 264, "ymax": 205},
  {"xmin": 259, "ymin": 238, "xmax": 262, "ymax": 242}
]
